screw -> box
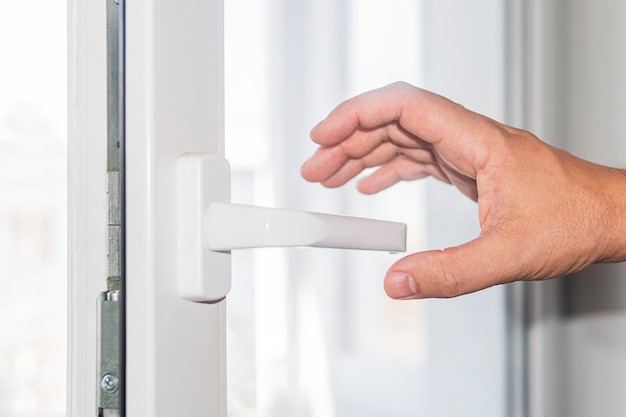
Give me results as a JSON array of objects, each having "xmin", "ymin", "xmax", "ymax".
[{"xmin": 101, "ymin": 373, "xmax": 120, "ymax": 393}]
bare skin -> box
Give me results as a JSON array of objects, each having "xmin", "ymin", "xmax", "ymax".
[{"xmin": 301, "ymin": 82, "xmax": 626, "ymax": 299}]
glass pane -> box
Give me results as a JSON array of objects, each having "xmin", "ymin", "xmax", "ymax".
[
  {"xmin": 226, "ymin": 1, "xmax": 507, "ymax": 416},
  {"xmin": 224, "ymin": 0, "xmax": 423, "ymax": 416},
  {"xmin": 0, "ymin": 2, "xmax": 67, "ymax": 416}
]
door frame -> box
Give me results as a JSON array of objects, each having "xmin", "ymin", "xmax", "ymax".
[
  {"xmin": 68, "ymin": 0, "xmax": 228, "ymax": 415},
  {"xmin": 68, "ymin": 0, "xmax": 108, "ymax": 413}
]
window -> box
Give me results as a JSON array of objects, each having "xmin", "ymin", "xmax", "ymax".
[{"xmin": 225, "ymin": 1, "xmax": 507, "ymax": 416}]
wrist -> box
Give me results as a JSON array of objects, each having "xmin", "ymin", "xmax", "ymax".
[{"xmin": 594, "ymin": 167, "xmax": 626, "ymax": 264}]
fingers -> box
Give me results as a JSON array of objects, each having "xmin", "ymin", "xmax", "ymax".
[
  {"xmin": 308, "ymin": 82, "xmax": 450, "ymax": 147},
  {"xmin": 304, "ymin": 146, "xmax": 444, "ymax": 190},
  {"xmin": 302, "ymin": 82, "xmax": 488, "ymax": 189},
  {"xmin": 309, "ymin": 82, "xmax": 414, "ymax": 146},
  {"xmin": 309, "ymin": 82, "xmax": 464, "ymax": 147},
  {"xmin": 302, "ymin": 120, "xmax": 430, "ymax": 182},
  {"xmin": 310, "ymin": 82, "xmax": 501, "ymax": 179},
  {"xmin": 384, "ymin": 233, "xmax": 524, "ymax": 299},
  {"xmin": 338, "ymin": 124, "xmax": 428, "ymax": 158},
  {"xmin": 357, "ymin": 157, "xmax": 450, "ymax": 194},
  {"xmin": 317, "ymin": 143, "xmax": 406, "ymax": 188}
]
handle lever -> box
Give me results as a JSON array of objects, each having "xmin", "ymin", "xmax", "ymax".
[{"xmin": 207, "ymin": 202, "xmax": 406, "ymax": 252}]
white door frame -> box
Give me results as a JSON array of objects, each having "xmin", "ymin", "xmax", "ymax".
[
  {"xmin": 68, "ymin": 0, "xmax": 108, "ymax": 414},
  {"xmin": 69, "ymin": 0, "xmax": 227, "ymax": 415}
]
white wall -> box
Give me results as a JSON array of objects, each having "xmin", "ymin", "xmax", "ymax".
[{"xmin": 526, "ymin": 1, "xmax": 626, "ymax": 416}]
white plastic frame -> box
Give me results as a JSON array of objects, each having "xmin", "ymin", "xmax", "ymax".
[
  {"xmin": 124, "ymin": 0, "xmax": 226, "ymax": 415},
  {"xmin": 70, "ymin": 0, "xmax": 229, "ymax": 413},
  {"xmin": 68, "ymin": 0, "xmax": 108, "ymax": 413}
]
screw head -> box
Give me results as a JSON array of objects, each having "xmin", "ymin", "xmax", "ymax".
[{"xmin": 101, "ymin": 373, "xmax": 120, "ymax": 393}]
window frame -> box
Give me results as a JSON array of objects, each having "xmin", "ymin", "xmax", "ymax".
[{"xmin": 68, "ymin": 0, "xmax": 227, "ymax": 415}]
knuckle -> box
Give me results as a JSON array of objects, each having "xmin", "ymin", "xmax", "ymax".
[
  {"xmin": 433, "ymin": 250, "xmax": 465, "ymax": 298},
  {"xmin": 389, "ymin": 80, "xmax": 412, "ymax": 91}
]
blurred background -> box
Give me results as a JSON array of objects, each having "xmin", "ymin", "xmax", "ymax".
[
  {"xmin": 0, "ymin": 1, "xmax": 67, "ymax": 416},
  {"xmin": 223, "ymin": 1, "xmax": 506, "ymax": 416}
]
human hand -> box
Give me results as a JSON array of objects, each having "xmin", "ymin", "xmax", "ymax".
[{"xmin": 301, "ymin": 82, "xmax": 626, "ymax": 299}]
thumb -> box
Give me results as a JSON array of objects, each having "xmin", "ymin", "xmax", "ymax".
[{"xmin": 384, "ymin": 234, "xmax": 520, "ymax": 299}]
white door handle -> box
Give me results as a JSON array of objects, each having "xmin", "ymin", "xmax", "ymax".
[
  {"xmin": 177, "ymin": 153, "xmax": 406, "ymax": 303},
  {"xmin": 207, "ymin": 202, "xmax": 406, "ymax": 251}
]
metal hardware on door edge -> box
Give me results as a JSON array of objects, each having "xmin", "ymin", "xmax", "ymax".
[
  {"xmin": 99, "ymin": 0, "xmax": 124, "ymax": 414},
  {"xmin": 98, "ymin": 291, "xmax": 122, "ymax": 412}
]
